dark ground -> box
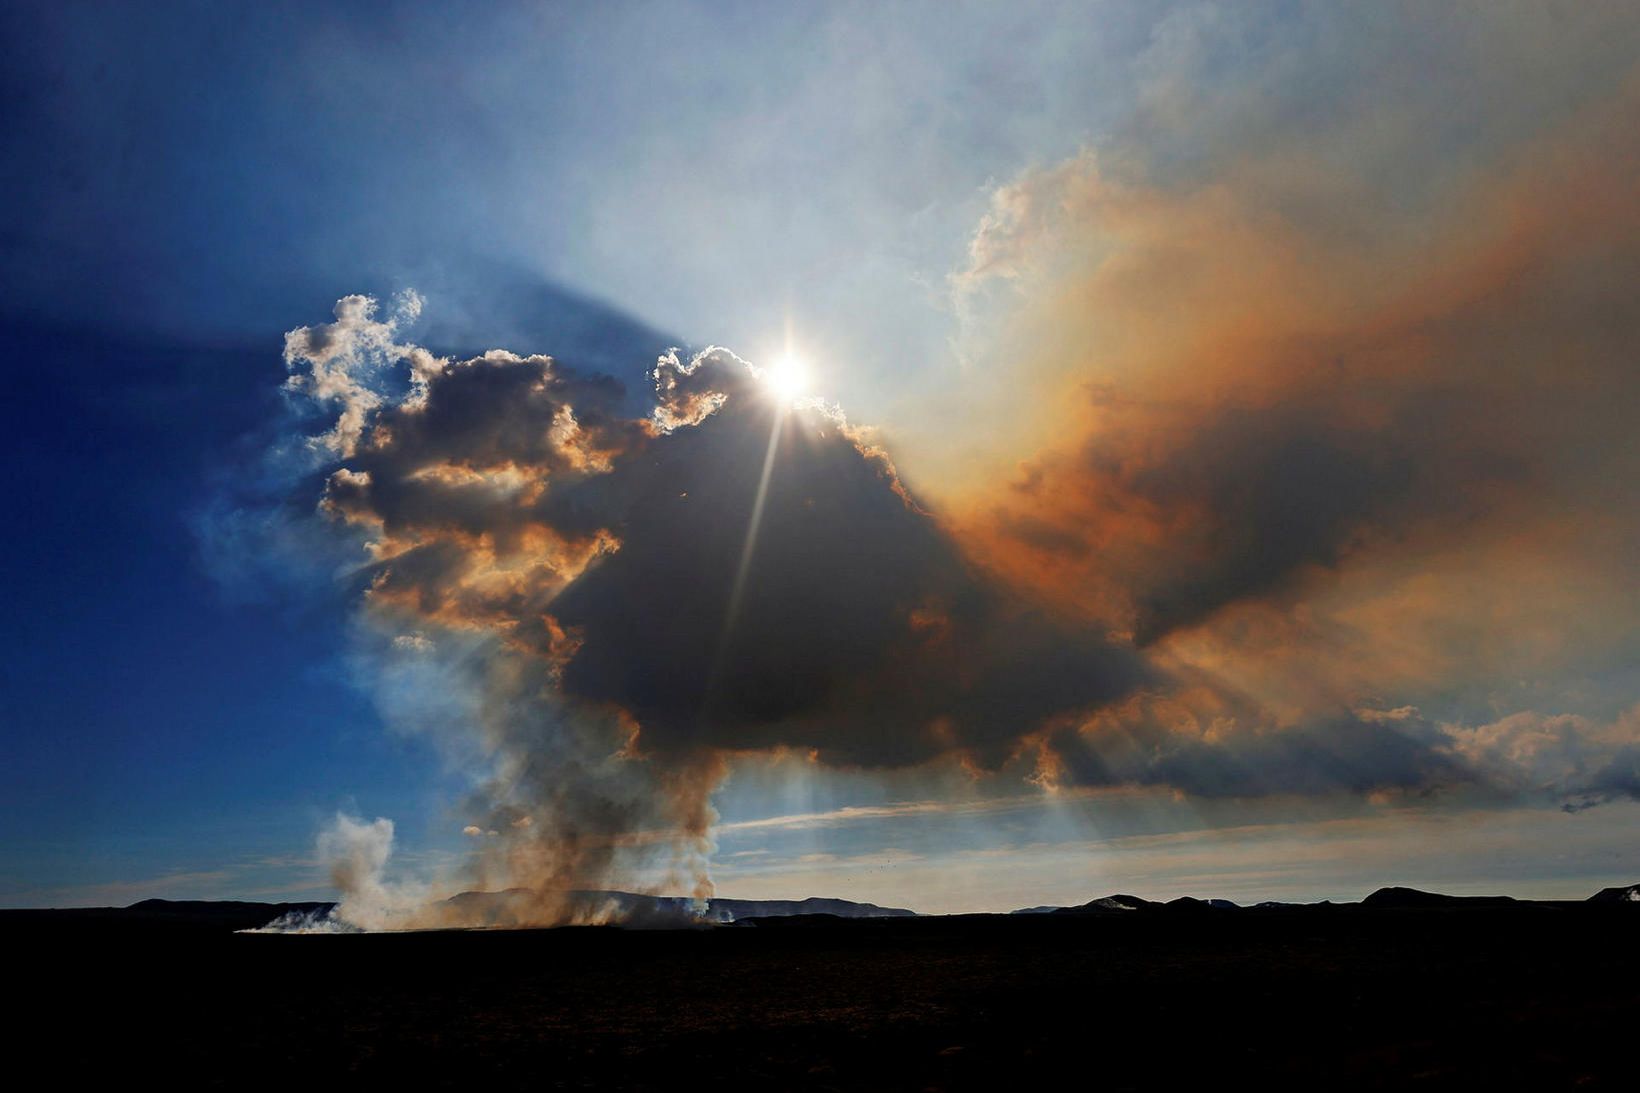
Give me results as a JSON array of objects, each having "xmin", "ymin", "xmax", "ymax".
[{"xmin": 9, "ymin": 903, "xmax": 1637, "ymax": 1089}]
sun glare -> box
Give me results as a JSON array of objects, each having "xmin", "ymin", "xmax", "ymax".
[{"xmin": 764, "ymin": 352, "xmax": 810, "ymax": 403}]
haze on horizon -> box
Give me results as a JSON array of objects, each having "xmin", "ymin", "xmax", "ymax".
[{"xmin": 2, "ymin": 1, "xmax": 1638, "ymax": 918}]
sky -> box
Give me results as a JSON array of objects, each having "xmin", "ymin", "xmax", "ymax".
[{"xmin": 3, "ymin": 1, "xmax": 1638, "ymax": 916}]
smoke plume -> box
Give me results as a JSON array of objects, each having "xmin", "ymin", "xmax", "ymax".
[
  {"xmin": 946, "ymin": 59, "xmax": 1640, "ymax": 810},
  {"xmin": 254, "ymin": 10, "xmax": 1640, "ymax": 925},
  {"xmin": 275, "ymin": 297, "xmax": 1145, "ymax": 926}
]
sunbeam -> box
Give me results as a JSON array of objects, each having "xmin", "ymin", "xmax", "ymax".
[{"xmin": 722, "ymin": 401, "xmax": 787, "ymax": 650}]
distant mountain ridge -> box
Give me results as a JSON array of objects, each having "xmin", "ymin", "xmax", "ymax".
[
  {"xmin": 443, "ymin": 888, "xmax": 919, "ymax": 926},
  {"xmin": 711, "ymin": 895, "xmax": 918, "ymax": 920},
  {"xmin": 0, "ymin": 891, "xmax": 919, "ymax": 934},
  {"xmin": 1008, "ymin": 883, "xmax": 1640, "ymax": 915},
  {"xmin": 1011, "ymin": 893, "xmax": 1238, "ymax": 914},
  {"xmin": 0, "ymin": 899, "xmax": 336, "ymax": 934},
  {"xmin": 6, "ymin": 882, "xmax": 1636, "ymax": 935},
  {"xmin": 1359, "ymin": 887, "xmax": 1517, "ymax": 908}
]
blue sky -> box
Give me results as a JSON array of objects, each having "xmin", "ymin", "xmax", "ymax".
[
  {"xmin": 4, "ymin": 2, "xmax": 1639, "ymax": 913},
  {"xmin": 0, "ymin": 0, "xmax": 1143, "ymax": 905}
]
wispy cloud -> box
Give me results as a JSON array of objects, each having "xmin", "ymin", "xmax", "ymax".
[{"xmin": 716, "ymin": 794, "xmax": 1056, "ymax": 833}]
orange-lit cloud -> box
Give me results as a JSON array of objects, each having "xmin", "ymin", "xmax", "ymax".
[
  {"xmin": 260, "ymin": 10, "xmax": 1640, "ymax": 924},
  {"xmin": 278, "ymin": 325, "xmax": 1149, "ymax": 923},
  {"xmin": 944, "ymin": 70, "xmax": 1640, "ymax": 805}
]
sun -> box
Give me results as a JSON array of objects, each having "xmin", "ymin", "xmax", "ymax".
[{"xmin": 763, "ymin": 351, "xmax": 811, "ymax": 403}]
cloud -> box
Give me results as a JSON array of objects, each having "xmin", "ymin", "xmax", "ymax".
[
  {"xmin": 278, "ymin": 312, "xmax": 1148, "ymax": 920},
  {"xmin": 1439, "ymin": 706, "xmax": 1640, "ymax": 813},
  {"xmin": 931, "ymin": 11, "xmax": 1640, "ymax": 818},
  {"xmin": 304, "ymin": 331, "xmax": 1148, "ymax": 769},
  {"xmin": 955, "ymin": 96, "xmax": 1640, "ymax": 645},
  {"xmin": 1038, "ymin": 691, "xmax": 1466, "ymax": 801},
  {"xmin": 717, "ymin": 795, "xmax": 1052, "ymax": 834},
  {"xmin": 253, "ymin": 8, "xmax": 1640, "ymax": 921},
  {"xmin": 274, "ymin": 148, "xmax": 1638, "ymax": 921},
  {"xmin": 543, "ymin": 350, "xmax": 1147, "ymax": 769},
  {"xmin": 282, "ymin": 290, "xmax": 425, "ymax": 458}
]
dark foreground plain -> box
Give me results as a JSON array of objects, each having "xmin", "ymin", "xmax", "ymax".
[{"xmin": 10, "ymin": 899, "xmax": 1638, "ymax": 1090}]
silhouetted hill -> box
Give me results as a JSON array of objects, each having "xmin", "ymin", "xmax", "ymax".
[
  {"xmin": 1036, "ymin": 893, "xmax": 1238, "ymax": 914},
  {"xmin": 1361, "ymin": 887, "xmax": 1517, "ymax": 908},
  {"xmin": 1165, "ymin": 896, "xmax": 1240, "ymax": 910},
  {"xmin": 1048, "ymin": 893, "xmax": 1152, "ymax": 914},
  {"xmin": 712, "ymin": 896, "xmax": 917, "ymax": 920},
  {"xmin": 0, "ymin": 898, "xmax": 335, "ymax": 934},
  {"xmin": 456, "ymin": 888, "xmax": 918, "ymax": 925},
  {"xmin": 1586, "ymin": 882, "xmax": 1640, "ymax": 904},
  {"xmin": 16, "ymin": 890, "xmax": 1639, "ymax": 1089},
  {"xmin": 6, "ymin": 881, "xmax": 1636, "ymax": 937},
  {"xmin": 127, "ymin": 898, "xmax": 335, "ymax": 919}
]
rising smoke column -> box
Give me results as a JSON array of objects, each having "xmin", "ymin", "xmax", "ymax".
[{"xmin": 278, "ymin": 295, "xmax": 1146, "ymax": 926}]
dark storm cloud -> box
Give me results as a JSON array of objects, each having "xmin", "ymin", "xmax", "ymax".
[
  {"xmin": 1042, "ymin": 700, "xmax": 1467, "ymax": 800},
  {"xmin": 955, "ymin": 70, "xmax": 1640, "ymax": 679},
  {"xmin": 321, "ymin": 335, "xmax": 1147, "ymax": 771},
  {"xmin": 1061, "ymin": 386, "xmax": 1523, "ymax": 645},
  {"xmin": 943, "ymin": 85, "xmax": 1640, "ymax": 812},
  {"xmin": 1564, "ymin": 751, "xmax": 1640, "ymax": 813},
  {"xmin": 277, "ymin": 307, "xmax": 1159, "ymax": 921},
  {"xmin": 552, "ymin": 351, "xmax": 1149, "ymax": 768}
]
